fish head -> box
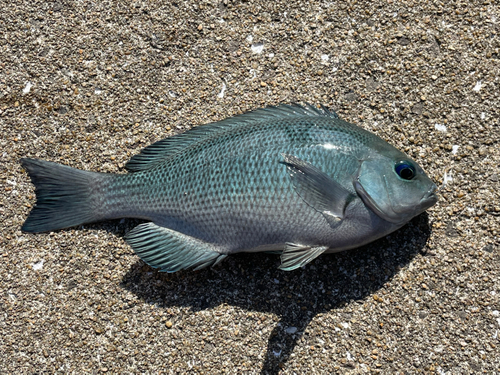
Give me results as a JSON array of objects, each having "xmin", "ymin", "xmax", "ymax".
[{"xmin": 354, "ymin": 153, "xmax": 438, "ymax": 225}]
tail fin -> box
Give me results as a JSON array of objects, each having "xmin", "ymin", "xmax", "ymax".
[{"xmin": 21, "ymin": 158, "xmax": 104, "ymax": 233}]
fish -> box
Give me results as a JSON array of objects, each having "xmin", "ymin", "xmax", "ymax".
[{"xmin": 20, "ymin": 104, "xmax": 438, "ymax": 272}]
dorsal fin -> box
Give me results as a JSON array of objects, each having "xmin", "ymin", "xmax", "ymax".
[{"xmin": 125, "ymin": 103, "xmax": 339, "ymax": 172}]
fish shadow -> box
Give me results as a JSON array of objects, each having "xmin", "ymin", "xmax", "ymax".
[{"xmin": 118, "ymin": 213, "xmax": 432, "ymax": 374}]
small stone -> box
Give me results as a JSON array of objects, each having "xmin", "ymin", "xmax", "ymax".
[
  {"xmin": 165, "ymin": 321, "xmax": 173, "ymax": 328},
  {"xmin": 418, "ymin": 311, "xmax": 429, "ymax": 319},
  {"xmin": 397, "ymin": 37, "xmax": 410, "ymax": 45},
  {"xmin": 482, "ymin": 245, "xmax": 495, "ymax": 253},
  {"xmin": 344, "ymin": 92, "xmax": 357, "ymax": 102},
  {"xmin": 445, "ymin": 222, "xmax": 459, "ymax": 237},
  {"xmin": 412, "ymin": 102, "xmax": 423, "ymax": 115}
]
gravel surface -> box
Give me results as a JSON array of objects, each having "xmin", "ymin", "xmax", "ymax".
[{"xmin": 1, "ymin": 0, "xmax": 499, "ymax": 373}]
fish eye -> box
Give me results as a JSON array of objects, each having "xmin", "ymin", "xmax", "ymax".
[{"xmin": 395, "ymin": 161, "xmax": 416, "ymax": 180}]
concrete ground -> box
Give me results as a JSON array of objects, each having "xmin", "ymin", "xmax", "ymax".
[{"xmin": 1, "ymin": 0, "xmax": 499, "ymax": 373}]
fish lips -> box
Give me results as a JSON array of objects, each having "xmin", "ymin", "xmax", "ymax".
[{"xmin": 418, "ymin": 187, "xmax": 439, "ymax": 211}]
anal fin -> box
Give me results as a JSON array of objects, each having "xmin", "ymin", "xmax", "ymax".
[
  {"xmin": 125, "ymin": 223, "xmax": 227, "ymax": 273},
  {"xmin": 279, "ymin": 243, "xmax": 328, "ymax": 271}
]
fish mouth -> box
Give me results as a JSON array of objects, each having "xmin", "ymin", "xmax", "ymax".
[{"xmin": 419, "ymin": 185, "xmax": 439, "ymax": 209}]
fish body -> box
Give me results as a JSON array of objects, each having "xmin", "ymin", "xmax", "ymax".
[{"xmin": 21, "ymin": 104, "xmax": 437, "ymax": 272}]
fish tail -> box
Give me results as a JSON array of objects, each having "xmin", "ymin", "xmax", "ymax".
[{"xmin": 20, "ymin": 158, "xmax": 108, "ymax": 233}]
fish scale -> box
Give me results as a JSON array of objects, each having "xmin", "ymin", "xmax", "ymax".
[{"xmin": 21, "ymin": 104, "xmax": 437, "ymax": 272}]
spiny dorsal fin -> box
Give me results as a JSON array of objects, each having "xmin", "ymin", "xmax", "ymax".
[{"xmin": 125, "ymin": 103, "xmax": 339, "ymax": 172}]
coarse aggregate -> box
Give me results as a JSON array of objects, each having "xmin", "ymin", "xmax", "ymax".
[{"xmin": 1, "ymin": 0, "xmax": 499, "ymax": 373}]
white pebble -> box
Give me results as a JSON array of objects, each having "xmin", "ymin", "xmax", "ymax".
[
  {"xmin": 434, "ymin": 123, "xmax": 447, "ymax": 132},
  {"xmin": 23, "ymin": 82, "xmax": 32, "ymax": 94},
  {"xmin": 33, "ymin": 259, "xmax": 44, "ymax": 271},
  {"xmin": 217, "ymin": 83, "xmax": 226, "ymax": 99},
  {"xmin": 452, "ymin": 145, "xmax": 459, "ymax": 155},
  {"xmin": 473, "ymin": 81, "xmax": 482, "ymax": 92},
  {"xmin": 251, "ymin": 42, "xmax": 264, "ymax": 54},
  {"xmin": 443, "ymin": 171, "xmax": 453, "ymax": 185}
]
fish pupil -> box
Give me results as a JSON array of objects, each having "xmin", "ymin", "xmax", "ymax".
[{"xmin": 395, "ymin": 162, "xmax": 416, "ymax": 180}]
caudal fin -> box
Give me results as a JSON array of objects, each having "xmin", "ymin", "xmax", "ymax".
[{"xmin": 21, "ymin": 158, "xmax": 104, "ymax": 233}]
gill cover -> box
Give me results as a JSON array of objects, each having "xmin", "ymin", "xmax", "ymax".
[{"xmin": 354, "ymin": 157, "xmax": 437, "ymax": 224}]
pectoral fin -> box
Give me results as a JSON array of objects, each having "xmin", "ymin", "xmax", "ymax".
[
  {"xmin": 281, "ymin": 154, "xmax": 354, "ymax": 226},
  {"xmin": 279, "ymin": 243, "xmax": 328, "ymax": 271},
  {"xmin": 125, "ymin": 223, "xmax": 227, "ymax": 273}
]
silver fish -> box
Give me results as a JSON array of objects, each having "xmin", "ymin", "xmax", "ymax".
[{"xmin": 21, "ymin": 104, "xmax": 438, "ymax": 272}]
